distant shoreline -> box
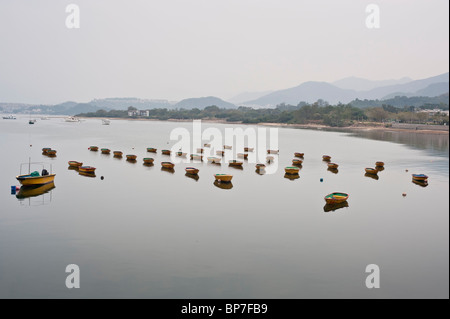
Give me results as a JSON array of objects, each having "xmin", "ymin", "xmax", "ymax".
[{"xmin": 76, "ymin": 116, "xmax": 449, "ymax": 135}]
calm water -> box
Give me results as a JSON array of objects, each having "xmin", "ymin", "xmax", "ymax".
[{"xmin": 0, "ymin": 117, "xmax": 448, "ymax": 299}]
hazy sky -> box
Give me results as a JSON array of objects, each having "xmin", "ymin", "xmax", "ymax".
[{"xmin": 0, "ymin": 0, "xmax": 448, "ymax": 104}]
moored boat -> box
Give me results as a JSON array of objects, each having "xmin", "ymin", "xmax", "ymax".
[
  {"xmin": 16, "ymin": 163, "xmax": 56, "ymax": 186},
  {"xmin": 113, "ymin": 151, "xmax": 123, "ymax": 157},
  {"xmin": 294, "ymin": 152, "xmax": 305, "ymax": 158},
  {"xmin": 126, "ymin": 155, "xmax": 137, "ymax": 161},
  {"xmin": 162, "ymin": 150, "xmax": 171, "ymax": 156},
  {"xmin": 322, "ymin": 155, "xmax": 332, "ymax": 161},
  {"xmin": 376, "ymin": 161, "xmax": 385, "ymax": 167},
  {"xmin": 79, "ymin": 166, "xmax": 96, "ymax": 173},
  {"xmin": 143, "ymin": 158, "xmax": 155, "ymax": 164},
  {"xmin": 229, "ymin": 160, "xmax": 243, "ymax": 167},
  {"xmin": 292, "ymin": 159, "xmax": 303, "ymax": 165},
  {"xmin": 365, "ymin": 168, "xmax": 378, "ymax": 175},
  {"xmin": 161, "ymin": 162, "xmax": 175, "ymax": 169},
  {"xmin": 101, "ymin": 148, "xmax": 111, "ymax": 154},
  {"xmin": 89, "ymin": 146, "xmax": 99, "ymax": 152},
  {"xmin": 47, "ymin": 150, "xmax": 57, "ymax": 157},
  {"xmin": 68, "ymin": 161, "xmax": 83, "ymax": 168},
  {"xmin": 147, "ymin": 148, "xmax": 157, "ymax": 153},
  {"xmin": 324, "ymin": 192, "xmax": 349, "ymax": 205},
  {"xmin": 42, "ymin": 148, "xmax": 51, "ymax": 155},
  {"xmin": 285, "ymin": 166, "xmax": 300, "ymax": 175},
  {"xmin": 185, "ymin": 167, "xmax": 199, "ymax": 175},
  {"xmin": 412, "ymin": 174, "xmax": 428, "ymax": 182},
  {"xmin": 214, "ymin": 174, "xmax": 233, "ymax": 183},
  {"xmin": 327, "ymin": 163, "xmax": 339, "ymax": 169},
  {"xmin": 255, "ymin": 163, "xmax": 266, "ymax": 170}
]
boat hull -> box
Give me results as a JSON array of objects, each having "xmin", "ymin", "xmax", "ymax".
[
  {"xmin": 16, "ymin": 174, "xmax": 56, "ymax": 186},
  {"xmin": 68, "ymin": 161, "xmax": 83, "ymax": 168},
  {"xmin": 365, "ymin": 168, "xmax": 378, "ymax": 175},
  {"xmin": 324, "ymin": 193, "xmax": 349, "ymax": 205},
  {"xmin": 215, "ymin": 174, "xmax": 233, "ymax": 182},
  {"xmin": 285, "ymin": 167, "xmax": 300, "ymax": 175}
]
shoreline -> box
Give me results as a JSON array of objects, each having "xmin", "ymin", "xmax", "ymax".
[{"xmin": 75, "ymin": 116, "xmax": 450, "ymax": 135}]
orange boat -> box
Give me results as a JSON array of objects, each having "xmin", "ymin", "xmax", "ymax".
[
  {"xmin": 79, "ymin": 166, "xmax": 96, "ymax": 173},
  {"xmin": 365, "ymin": 168, "xmax": 378, "ymax": 175},
  {"xmin": 68, "ymin": 161, "xmax": 83, "ymax": 168},
  {"xmin": 101, "ymin": 148, "xmax": 111, "ymax": 154},
  {"xmin": 185, "ymin": 167, "xmax": 199, "ymax": 175},
  {"xmin": 161, "ymin": 162, "xmax": 175, "ymax": 169},
  {"xmin": 126, "ymin": 155, "xmax": 137, "ymax": 161},
  {"xmin": 89, "ymin": 146, "xmax": 99, "ymax": 152},
  {"xmin": 143, "ymin": 158, "xmax": 154, "ymax": 164}
]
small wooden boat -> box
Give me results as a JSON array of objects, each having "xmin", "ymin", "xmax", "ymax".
[
  {"xmin": 185, "ymin": 167, "xmax": 199, "ymax": 175},
  {"xmin": 294, "ymin": 153, "xmax": 305, "ymax": 158},
  {"xmin": 101, "ymin": 148, "xmax": 111, "ymax": 154},
  {"xmin": 237, "ymin": 153, "xmax": 248, "ymax": 159},
  {"xmin": 79, "ymin": 166, "xmax": 96, "ymax": 173},
  {"xmin": 229, "ymin": 160, "xmax": 243, "ymax": 167},
  {"xmin": 292, "ymin": 159, "xmax": 303, "ymax": 165},
  {"xmin": 113, "ymin": 151, "xmax": 123, "ymax": 157},
  {"xmin": 266, "ymin": 156, "xmax": 275, "ymax": 163},
  {"xmin": 176, "ymin": 152, "xmax": 187, "ymax": 157},
  {"xmin": 214, "ymin": 174, "xmax": 233, "ymax": 182},
  {"xmin": 285, "ymin": 167, "xmax": 300, "ymax": 175},
  {"xmin": 143, "ymin": 158, "xmax": 154, "ymax": 164},
  {"xmin": 126, "ymin": 155, "xmax": 137, "ymax": 161},
  {"xmin": 197, "ymin": 148, "xmax": 205, "ymax": 154},
  {"xmin": 365, "ymin": 168, "xmax": 378, "ymax": 175},
  {"xmin": 255, "ymin": 163, "xmax": 266, "ymax": 170},
  {"xmin": 208, "ymin": 157, "xmax": 221, "ymax": 164},
  {"xmin": 162, "ymin": 150, "xmax": 171, "ymax": 156},
  {"xmin": 161, "ymin": 162, "xmax": 175, "ymax": 169},
  {"xmin": 324, "ymin": 192, "xmax": 349, "ymax": 205},
  {"xmin": 68, "ymin": 161, "xmax": 83, "ymax": 168},
  {"xmin": 412, "ymin": 174, "xmax": 428, "ymax": 182},
  {"xmin": 47, "ymin": 150, "xmax": 57, "ymax": 157},
  {"xmin": 204, "ymin": 143, "xmax": 211, "ymax": 148},
  {"xmin": 267, "ymin": 150, "xmax": 279, "ymax": 154},
  {"xmin": 190, "ymin": 154, "xmax": 203, "ymax": 161},
  {"xmin": 42, "ymin": 148, "xmax": 51, "ymax": 155},
  {"xmin": 16, "ymin": 171, "xmax": 56, "ymax": 186},
  {"xmin": 89, "ymin": 146, "xmax": 99, "ymax": 152},
  {"xmin": 322, "ymin": 155, "xmax": 331, "ymax": 161},
  {"xmin": 327, "ymin": 163, "xmax": 339, "ymax": 169},
  {"xmin": 244, "ymin": 147, "xmax": 254, "ymax": 152},
  {"xmin": 375, "ymin": 161, "xmax": 385, "ymax": 167},
  {"xmin": 216, "ymin": 150, "xmax": 225, "ymax": 156},
  {"xmin": 147, "ymin": 148, "xmax": 157, "ymax": 153},
  {"xmin": 223, "ymin": 145, "xmax": 232, "ymax": 150}
]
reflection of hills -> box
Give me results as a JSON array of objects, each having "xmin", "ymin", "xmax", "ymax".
[
  {"xmin": 349, "ymin": 130, "xmax": 449, "ymax": 155},
  {"xmin": 16, "ymin": 182, "xmax": 55, "ymax": 199}
]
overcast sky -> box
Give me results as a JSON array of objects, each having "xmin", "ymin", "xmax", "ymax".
[{"xmin": 0, "ymin": 0, "xmax": 448, "ymax": 104}]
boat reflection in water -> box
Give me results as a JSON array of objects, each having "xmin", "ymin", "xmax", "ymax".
[
  {"xmin": 284, "ymin": 173, "xmax": 300, "ymax": 181},
  {"xmin": 185, "ymin": 173, "xmax": 200, "ymax": 181},
  {"xmin": 67, "ymin": 166, "xmax": 79, "ymax": 172},
  {"xmin": 161, "ymin": 168, "xmax": 175, "ymax": 174},
  {"xmin": 323, "ymin": 201, "xmax": 349, "ymax": 213},
  {"xmin": 16, "ymin": 182, "xmax": 55, "ymax": 199},
  {"xmin": 213, "ymin": 180, "xmax": 233, "ymax": 190},
  {"xmin": 79, "ymin": 171, "xmax": 96, "ymax": 178},
  {"xmin": 327, "ymin": 168, "xmax": 339, "ymax": 174},
  {"xmin": 255, "ymin": 169, "xmax": 266, "ymax": 176},
  {"xmin": 412, "ymin": 179, "xmax": 429, "ymax": 188},
  {"xmin": 364, "ymin": 173, "xmax": 379, "ymax": 180}
]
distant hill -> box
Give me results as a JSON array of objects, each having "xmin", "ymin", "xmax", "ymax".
[
  {"xmin": 228, "ymin": 91, "xmax": 274, "ymax": 105},
  {"xmin": 333, "ymin": 76, "xmax": 412, "ymax": 91},
  {"xmin": 89, "ymin": 98, "xmax": 173, "ymax": 110},
  {"xmin": 349, "ymin": 93, "xmax": 449, "ymax": 109},
  {"xmin": 175, "ymin": 96, "xmax": 236, "ymax": 110},
  {"xmin": 245, "ymin": 72, "xmax": 449, "ymax": 107}
]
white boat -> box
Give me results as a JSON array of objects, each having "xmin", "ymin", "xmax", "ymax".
[
  {"xmin": 65, "ymin": 116, "xmax": 80, "ymax": 122},
  {"xmin": 2, "ymin": 115, "xmax": 17, "ymax": 120},
  {"xmin": 102, "ymin": 119, "xmax": 111, "ymax": 125}
]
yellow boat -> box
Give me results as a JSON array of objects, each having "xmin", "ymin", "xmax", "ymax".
[
  {"xmin": 101, "ymin": 148, "xmax": 111, "ymax": 154},
  {"xmin": 324, "ymin": 192, "xmax": 349, "ymax": 205},
  {"xmin": 412, "ymin": 174, "xmax": 428, "ymax": 182},
  {"xmin": 214, "ymin": 174, "xmax": 233, "ymax": 182},
  {"xmin": 79, "ymin": 166, "xmax": 96, "ymax": 173},
  {"xmin": 285, "ymin": 167, "xmax": 300, "ymax": 175},
  {"xmin": 161, "ymin": 162, "xmax": 175, "ymax": 169},
  {"xmin": 16, "ymin": 173, "xmax": 55, "ymax": 186},
  {"xmin": 327, "ymin": 163, "xmax": 339, "ymax": 169},
  {"xmin": 68, "ymin": 161, "xmax": 83, "ymax": 168}
]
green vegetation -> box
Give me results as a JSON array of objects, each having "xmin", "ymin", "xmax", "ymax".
[{"xmin": 77, "ymin": 100, "xmax": 449, "ymax": 127}]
